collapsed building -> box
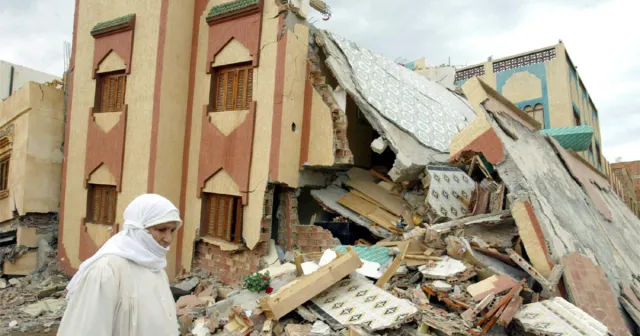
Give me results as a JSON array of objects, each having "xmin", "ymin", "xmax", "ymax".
[
  {"xmin": 47, "ymin": 0, "xmax": 640, "ymax": 335},
  {"xmin": 0, "ymin": 82, "xmax": 63, "ymax": 278}
]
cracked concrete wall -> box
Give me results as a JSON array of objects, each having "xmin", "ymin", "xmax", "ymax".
[
  {"xmin": 276, "ymin": 19, "xmax": 309, "ymax": 187},
  {"xmin": 182, "ymin": 0, "xmax": 282, "ymax": 264},
  {"xmin": 0, "ymin": 83, "xmax": 64, "ymax": 223},
  {"xmin": 480, "ymin": 97, "xmax": 640, "ymax": 302}
]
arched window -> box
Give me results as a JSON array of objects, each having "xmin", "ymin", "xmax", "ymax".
[
  {"xmin": 523, "ymin": 105, "xmax": 533, "ymax": 113},
  {"xmin": 532, "ymin": 104, "xmax": 544, "ymax": 126}
]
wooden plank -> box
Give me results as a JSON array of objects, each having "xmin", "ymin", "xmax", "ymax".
[
  {"xmin": 346, "ymin": 180, "xmax": 405, "ymax": 216},
  {"xmin": 427, "ymin": 211, "xmax": 511, "ymax": 234},
  {"xmin": 2, "ymin": 251, "xmax": 38, "ymax": 275},
  {"xmin": 294, "ymin": 252, "xmax": 304, "ymax": 277},
  {"xmin": 338, "ymin": 192, "xmax": 402, "ymax": 233},
  {"xmin": 259, "ymin": 248, "xmax": 362, "ymax": 320},
  {"xmin": 489, "ymin": 184, "xmax": 505, "ymax": 212},
  {"xmin": 475, "ymin": 279, "xmax": 524, "ymax": 327},
  {"xmin": 497, "ymin": 295, "xmax": 522, "ymax": 326},
  {"xmin": 369, "ymin": 169, "xmax": 394, "ymax": 184},
  {"xmin": 472, "ymin": 247, "xmax": 518, "ymax": 267},
  {"xmin": 376, "ymin": 242, "xmax": 408, "ymax": 288},
  {"xmin": 350, "ymin": 189, "xmax": 384, "ymax": 209}
]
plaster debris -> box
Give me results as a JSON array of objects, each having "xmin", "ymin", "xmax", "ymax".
[{"xmin": 419, "ymin": 257, "xmax": 467, "ymax": 279}]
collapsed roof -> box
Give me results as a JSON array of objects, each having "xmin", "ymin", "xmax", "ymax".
[
  {"xmin": 313, "ymin": 29, "xmax": 640, "ymax": 329},
  {"xmin": 316, "ymin": 30, "xmax": 476, "ymax": 181}
]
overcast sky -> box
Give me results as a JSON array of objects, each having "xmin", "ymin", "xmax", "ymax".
[{"xmin": 1, "ymin": 0, "xmax": 637, "ymax": 162}]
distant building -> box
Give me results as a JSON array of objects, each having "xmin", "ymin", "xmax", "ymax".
[
  {"xmin": 454, "ymin": 43, "xmax": 605, "ymax": 174},
  {"xmin": 612, "ymin": 160, "xmax": 640, "ymax": 217},
  {"xmin": 0, "ymin": 61, "xmax": 60, "ymax": 101},
  {"xmin": 404, "ymin": 57, "xmax": 458, "ymax": 91},
  {"xmin": 0, "ymin": 82, "xmax": 65, "ymax": 275}
]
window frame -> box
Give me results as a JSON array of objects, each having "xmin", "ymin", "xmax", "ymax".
[
  {"xmin": 95, "ymin": 70, "xmax": 127, "ymax": 113},
  {"xmin": 87, "ymin": 184, "xmax": 118, "ymax": 225},
  {"xmin": 0, "ymin": 155, "xmax": 9, "ymax": 192},
  {"xmin": 200, "ymin": 193, "xmax": 243, "ymax": 243},
  {"xmin": 209, "ymin": 63, "xmax": 254, "ymax": 112}
]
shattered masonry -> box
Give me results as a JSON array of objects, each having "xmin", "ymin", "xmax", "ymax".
[{"xmin": 3, "ymin": 0, "xmax": 640, "ymax": 335}]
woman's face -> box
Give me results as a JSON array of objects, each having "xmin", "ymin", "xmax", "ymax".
[{"xmin": 147, "ymin": 222, "xmax": 178, "ymax": 248}]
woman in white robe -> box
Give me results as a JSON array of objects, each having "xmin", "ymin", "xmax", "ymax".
[{"xmin": 58, "ymin": 194, "xmax": 182, "ymax": 336}]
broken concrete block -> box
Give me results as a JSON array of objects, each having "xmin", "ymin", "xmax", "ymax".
[
  {"xmin": 419, "ymin": 257, "xmax": 466, "ymax": 279},
  {"xmin": 176, "ymin": 295, "xmax": 207, "ymax": 316},
  {"xmin": 174, "ymin": 277, "xmax": 200, "ymax": 293},
  {"xmin": 285, "ymin": 323, "xmax": 312, "ymax": 336},
  {"xmin": 513, "ymin": 297, "xmax": 609, "ymax": 335},
  {"xmin": 21, "ymin": 298, "xmax": 66, "ymax": 317},
  {"xmin": 296, "ymin": 305, "xmax": 318, "ymax": 322},
  {"xmin": 370, "ymin": 137, "xmax": 387, "ymax": 154},
  {"xmin": 310, "ymin": 320, "xmax": 331, "ymax": 335},
  {"xmin": 3, "ymin": 251, "xmax": 38, "ymax": 275},
  {"xmin": 467, "ymin": 274, "xmax": 517, "ymax": 301},
  {"xmin": 259, "ymin": 248, "xmax": 362, "ymax": 320},
  {"xmin": 16, "ymin": 226, "xmax": 42, "ymax": 248}
]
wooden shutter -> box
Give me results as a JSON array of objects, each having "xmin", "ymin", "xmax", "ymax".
[
  {"xmin": 215, "ymin": 74, "xmax": 225, "ymax": 112},
  {"xmin": 88, "ymin": 184, "xmax": 117, "ymax": 224},
  {"xmin": 212, "ymin": 64, "xmax": 253, "ymax": 112},
  {"xmin": 98, "ymin": 73, "xmax": 126, "ymax": 112},
  {"xmin": 245, "ymin": 68, "xmax": 253, "ymax": 109},
  {"xmin": 202, "ymin": 193, "xmax": 243, "ymax": 242}
]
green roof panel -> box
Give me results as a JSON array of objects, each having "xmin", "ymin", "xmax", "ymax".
[
  {"xmin": 333, "ymin": 245, "xmax": 391, "ymax": 265},
  {"xmin": 207, "ymin": 0, "xmax": 259, "ymax": 21},
  {"xmin": 540, "ymin": 125, "xmax": 594, "ymax": 152},
  {"xmin": 91, "ymin": 14, "xmax": 135, "ymax": 35}
]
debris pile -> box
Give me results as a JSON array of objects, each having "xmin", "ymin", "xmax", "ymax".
[{"xmin": 174, "ymin": 159, "xmax": 615, "ymax": 336}]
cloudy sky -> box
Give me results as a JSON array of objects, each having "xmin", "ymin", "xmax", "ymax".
[{"xmin": 1, "ymin": 0, "xmax": 637, "ymax": 162}]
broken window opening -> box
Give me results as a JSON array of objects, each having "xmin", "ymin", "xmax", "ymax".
[
  {"xmin": 573, "ymin": 107, "xmax": 581, "ymax": 126},
  {"xmin": 298, "ymin": 187, "xmax": 333, "ymax": 225},
  {"xmin": 345, "ymin": 95, "xmax": 375, "ymax": 167},
  {"xmin": 200, "ymin": 193, "xmax": 243, "ymax": 244},
  {"xmin": 270, "ymin": 185, "xmax": 282, "ymax": 243},
  {"xmin": 87, "ymin": 184, "xmax": 117, "ymax": 225},
  {"xmin": 209, "ymin": 63, "xmax": 253, "ymax": 112},
  {"xmin": 95, "ymin": 71, "xmax": 126, "ymax": 113}
]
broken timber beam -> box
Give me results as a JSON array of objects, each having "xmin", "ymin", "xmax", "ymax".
[
  {"xmin": 506, "ymin": 248, "xmax": 552, "ymax": 291},
  {"xmin": 540, "ymin": 264, "xmax": 564, "ymax": 298},
  {"xmin": 259, "ymin": 248, "xmax": 363, "ymax": 320},
  {"xmin": 476, "ymin": 279, "xmax": 525, "ymax": 327},
  {"xmin": 471, "ymin": 246, "xmax": 518, "ymax": 267},
  {"xmin": 427, "ymin": 210, "xmax": 511, "ymax": 234},
  {"xmin": 376, "ymin": 242, "xmax": 409, "ymax": 288}
]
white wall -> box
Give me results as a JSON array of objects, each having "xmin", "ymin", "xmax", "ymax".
[
  {"xmin": 416, "ymin": 66, "xmax": 457, "ymax": 90},
  {"xmin": 0, "ymin": 61, "xmax": 60, "ymax": 101}
]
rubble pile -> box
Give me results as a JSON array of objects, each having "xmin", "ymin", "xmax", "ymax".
[
  {"xmin": 0, "ymin": 266, "xmax": 68, "ymax": 334},
  {"xmin": 175, "ymin": 161, "xmax": 611, "ymax": 336},
  {"xmin": 0, "ymin": 229, "xmax": 66, "ymax": 334}
]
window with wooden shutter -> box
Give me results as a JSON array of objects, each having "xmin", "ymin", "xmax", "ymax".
[
  {"xmin": 209, "ymin": 64, "xmax": 253, "ymax": 112},
  {"xmin": 0, "ymin": 156, "xmax": 9, "ymax": 192},
  {"xmin": 95, "ymin": 71, "xmax": 127, "ymax": 112},
  {"xmin": 200, "ymin": 193, "xmax": 243, "ymax": 243},
  {"xmin": 87, "ymin": 184, "xmax": 118, "ymax": 225}
]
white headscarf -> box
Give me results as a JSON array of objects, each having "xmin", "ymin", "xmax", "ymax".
[{"xmin": 66, "ymin": 193, "xmax": 182, "ymax": 299}]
